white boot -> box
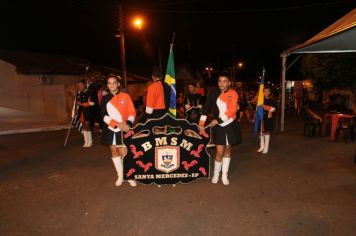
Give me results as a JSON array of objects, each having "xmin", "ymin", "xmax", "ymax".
[
  {"xmin": 112, "ymin": 157, "xmax": 123, "ymax": 186},
  {"xmin": 221, "ymin": 157, "xmax": 231, "ymax": 185},
  {"xmin": 257, "ymin": 135, "xmax": 265, "ymax": 152},
  {"xmin": 82, "ymin": 131, "xmax": 88, "ymax": 147},
  {"xmin": 128, "ymin": 180, "xmax": 137, "ymax": 187},
  {"xmin": 85, "ymin": 131, "xmax": 93, "ymax": 147},
  {"xmin": 262, "ymin": 134, "xmax": 270, "ymax": 154},
  {"xmin": 211, "ymin": 161, "xmax": 222, "ymax": 184}
]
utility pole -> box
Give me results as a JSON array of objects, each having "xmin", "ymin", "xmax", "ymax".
[
  {"xmin": 118, "ymin": 4, "xmax": 127, "ymax": 88},
  {"xmin": 158, "ymin": 47, "xmax": 162, "ymax": 73}
]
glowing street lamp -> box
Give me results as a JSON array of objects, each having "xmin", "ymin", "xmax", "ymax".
[
  {"xmin": 237, "ymin": 62, "xmax": 243, "ymax": 68},
  {"xmin": 205, "ymin": 67, "xmax": 213, "ymax": 78},
  {"xmin": 132, "ymin": 17, "xmax": 144, "ymax": 30}
]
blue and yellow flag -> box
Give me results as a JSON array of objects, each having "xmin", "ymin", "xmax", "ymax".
[
  {"xmin": 253, "ymin": 77, "xmax": 264, "ymax": 136},
  {"xmin": 164, "ymin": 46, "xmax": 176, "ymax": 117}
]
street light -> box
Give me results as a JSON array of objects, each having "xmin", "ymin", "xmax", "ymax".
[
  {"xmin": 132, "ymin": 17, "xmax": 144, "ymax": 30},
  {"xmin": 205, "ymin": 67, "xmax": 213, "ymax": 78},
  {"xmin": 117, "ymin": 5, "xmax": 145, "ymax": 88},
  {"xmin": 233, "ymin": 61, "xmax": 244, "ymax": 81}
]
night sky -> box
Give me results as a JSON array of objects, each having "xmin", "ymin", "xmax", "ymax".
[{"xmin": 0, "ymin": 0, "xmax": 355, "ymax": 81}]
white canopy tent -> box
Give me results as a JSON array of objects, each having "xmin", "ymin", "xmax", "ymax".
[{"xmin": 279, "ymin": 8, "xmax": 356, "ymax": 131}]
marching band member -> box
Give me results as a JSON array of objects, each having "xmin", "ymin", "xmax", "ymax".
[
  {"xmin": 184, "ymin": 82, "xmax": 203, "ymax": 123},
  {"xmin": 199, "ymin": 72, "xmax": 241, "ymax": 185},
  {"xmin": 101, "ymin": 75, "xmax": 137, "ymax": 187},
  {"xmin": 257, "ymin": 87, "xmax": 276, "ymax": 154},
  {"xmin": 145, "ymin": 67, "xmax": 170, "ymax": 119},
  {"xmin": 76, "ymin": 79, "xmax": 95, "ymax": 147}
]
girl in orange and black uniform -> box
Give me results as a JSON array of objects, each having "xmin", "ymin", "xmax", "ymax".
[
  {"xmin": 257, "ymin": 87, "xmax": 276, "ymax": 154},
  {"xmin": 101, "ymin": 75, "xmax": 137, "ymax": 187},
  {"xmin": 76, "ymin": 80, "xmax": 95, "ymax": 147},
  {"xmin": 199, "ymin": 73, "xmax": 242, "ymax": 185},
  {"xmin": 145, "ymin": 67, "xmax": 170, "ymax": 120}
]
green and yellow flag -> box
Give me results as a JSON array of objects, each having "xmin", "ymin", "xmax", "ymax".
[{"xmin": 164, "ymin": 46, "xmax": 176, "ymax": 117}]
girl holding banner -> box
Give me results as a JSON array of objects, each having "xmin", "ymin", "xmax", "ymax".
[
  {"xmin": 199, "ymin": 72, "xmax": 241, "ymax": 185},
  {"xmin": 101, "ymin": 75, "xmax": 137, "ymax": 187}
]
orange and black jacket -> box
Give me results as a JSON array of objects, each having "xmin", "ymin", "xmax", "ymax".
[
  {"xmin": 263, "ymin": 98, "xmax": 276, "ymax": 119},
  {"xmin": 101, "ymin": 92, "xmax": 136, "ymax": 129},
  {"xmin": 145, "ymin": 80, "xmax": 170, "ymax": 118},
  {"xmin": 199, "ymin": 88, "xmax": 239, "ymax": 127},
  {"xmin": 76, "ymin": 89, "xmax": 95, "ymax": 122}
]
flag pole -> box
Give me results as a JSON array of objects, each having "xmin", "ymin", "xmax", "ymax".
[
  {"xmin": 170, "ymin": 32, "xmax": 176, "ymax": 48},
  {"xmin": 260, "ymin": 66, "xmax": 266, "ymax": 137},
  {"xmin": 64, "ymin": 98, "xmax": 76, "ymax": 146}
]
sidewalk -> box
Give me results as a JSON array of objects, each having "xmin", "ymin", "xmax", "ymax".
[{"xmin": 0, "ymin": 107, "xmax": 69, "ymax": 135}]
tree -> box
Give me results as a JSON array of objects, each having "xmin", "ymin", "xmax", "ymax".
[{"xmin": 300, "ymin": 54, "xmax": 356, "ymax": 91}]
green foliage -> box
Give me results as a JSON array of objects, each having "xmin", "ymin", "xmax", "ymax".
[{"xmin": 300, "ymin": 54, "xmax": 356, "ymax": 90}]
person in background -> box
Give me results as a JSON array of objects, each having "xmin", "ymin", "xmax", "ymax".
[
  {"xmin": 257, "ymin": 87, "xmax": 276, "ymax": 154},
  {"xmin": 145, "ymin": 67, "xmax": 170, "ymax": 119},
  {"xmin": 76, "ymin": 79, "xmax": 95, "ymax": 147},
  {"xmin": 294, "ymin": 89, "xmax": 302, "ymax": 116},
  {"xmin": 195, "ymin": 81, "xmax": 205, "ymax": 97},
  {"xmin": 184, "ymin": 82, "xmax": 203, "ymax": 123}
]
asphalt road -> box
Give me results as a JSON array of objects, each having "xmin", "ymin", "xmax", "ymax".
[{"xmin": 0, "ymin": 118, "xmax": 355, "ymax": 236}]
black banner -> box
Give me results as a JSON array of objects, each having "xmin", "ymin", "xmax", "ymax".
[{"xmin": 123, "ymin": 114, "xmax": 211, "ymax": 185}]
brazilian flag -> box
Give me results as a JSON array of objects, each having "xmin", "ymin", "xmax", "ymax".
[
  {"xmin": 164, "ymin": 46, "xmax": 176, "ymax": 117},
  {"xmin": 253, "ymin": 76, "xmax": 264, "ymax": 136}
]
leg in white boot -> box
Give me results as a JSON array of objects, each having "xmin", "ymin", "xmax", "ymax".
[
  {"xmin": 128, "ymin": 180, "xmax": 137, "ymax": 187},
  {"xmin": 262, "ymin": 134, "xmax": 270, "ymax": 154},
  {"xmin": 82, "ymin": 131, "xmax": 88, "ymax": 147},
  {"xmin": 85, "ymin": 131, "xmax": 93, "ymax": 147},
  {"xmin": 211, "ymin": 160, "xmax": 222, "ymax": 184},
  {"xmin": 257, "ymin": 134, "xmax": 265, "ymax": 152},
  {"xmin": 111, "ymin": 156, "xmax": 123, "ymax": 186},
  {"xmin": 221, "ymin": 157, "xmax": 231, "ymax": 185}
]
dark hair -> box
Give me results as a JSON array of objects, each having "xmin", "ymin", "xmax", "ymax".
[
  {"xmin": 107, "ymin": 74, "xmax": 121, "ymax": 83},
  {"xmin": 218, "ymin": 71, "xmax": 230, "ymax": 80},
  {"xmin": 152, "ymin": 66, "xmax": 162, "ymax": 78},
  {"xmin": 188, "ymin": 82, "xmax": 196, "ymax": 87},
  {"xmin": 77, "ymin": 79, "xmax": 86, "ymax": 85},
  {"xmin": 263, "ymin": 86, "xmax": 271, "ymax": 91}
]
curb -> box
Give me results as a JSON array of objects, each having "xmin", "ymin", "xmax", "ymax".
[{"xmin": 0, "ymin": 125, "xmax": 70, "ymax": 135}]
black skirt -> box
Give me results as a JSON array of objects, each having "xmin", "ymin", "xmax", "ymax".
[
  {"xmin": 212, "ymin": 119, "xmax": 242, "ymax": 146},
  {"xmin": 263, "ymin": 117, "xmax": 274, "ymax": 132},
  {"xmin": 81, "ymin": 107, "xmax": 94, "ymax": 123},
  {"xmin": 101, "ymin": 125, "xmax": 124, "ymax": 146}
]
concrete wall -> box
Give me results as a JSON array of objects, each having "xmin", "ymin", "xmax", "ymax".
[{"xmin": 0, "ymin": 60, "xmax": 80, "ymax": 120}]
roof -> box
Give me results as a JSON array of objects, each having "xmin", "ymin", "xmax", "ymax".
[
  {"xmin": 282, "ymin": 8, "xmax": 356, "ymax": 55},
  {"xmin": 92, "ymin": 65, "xmax": 149, "ymax": 84},
  {"xmin": 0, "ymin": 50, "xmax": 88, "ymax": 75}
]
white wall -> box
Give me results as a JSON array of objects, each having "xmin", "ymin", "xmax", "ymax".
[{"xmin": 0, "ymin": 60, "xmax": 80, "ymax": 120}]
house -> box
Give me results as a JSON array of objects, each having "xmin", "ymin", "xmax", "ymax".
[
  {"xmin": 0, "ymin": 51, "xmax": 151, "ymax": 121},
  {"xmin": 175, "ymin": 65, "xmax": 198, "ymax": 93},
  {"xmin": 0, "ymin": 50, "xmax": 87, "ymax": 120}
]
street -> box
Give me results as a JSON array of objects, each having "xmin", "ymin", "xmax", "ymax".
[{"xmin": 0, "ymin": 117, "xmax": 355, "ymax": 236}]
